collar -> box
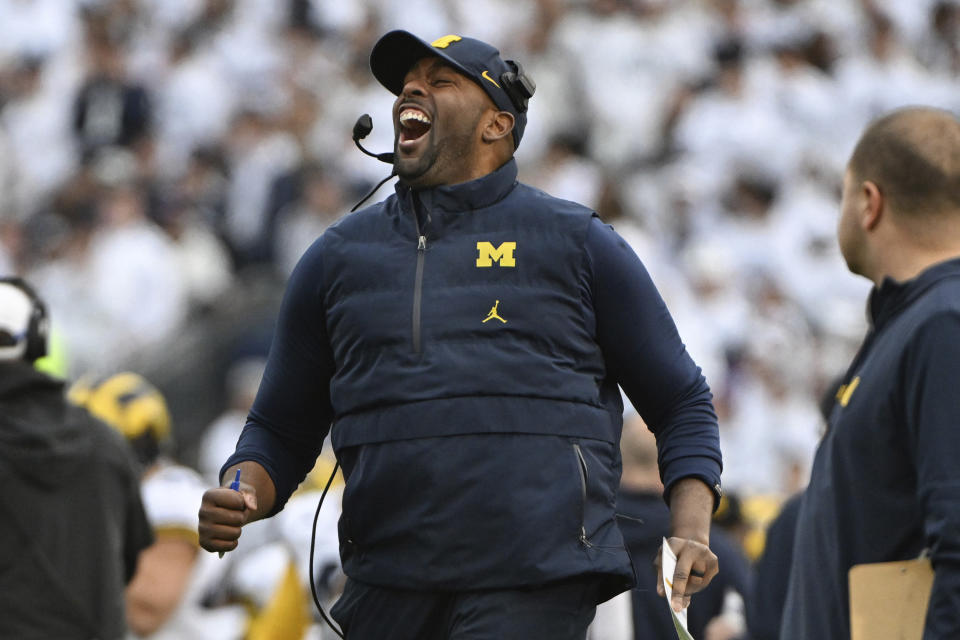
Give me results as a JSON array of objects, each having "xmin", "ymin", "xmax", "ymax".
[
  {"xmin": 395, "ymin": 158, "xmax": 518, "ymax": 214},
  {"xmin": 0, "ymin": 360, "xmax": 61, "ymax": 398},
  {"xmin": 867, "ymin": 256, "xmax": 960, "ymax": 328}
]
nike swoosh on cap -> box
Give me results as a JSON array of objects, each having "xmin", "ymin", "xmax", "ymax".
[{"xmin": 481, "ymin": 70, "xmax": 501, "ymax": 88}]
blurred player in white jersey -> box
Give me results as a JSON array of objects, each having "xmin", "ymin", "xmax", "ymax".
[{"xmin": 69, "ymin": 372, "xmax": 246, "ymax": 640}]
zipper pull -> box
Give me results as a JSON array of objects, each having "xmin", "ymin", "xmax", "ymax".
[
  {"xmin": 580, "ymin": 527, "xmax": 593, "ymax": 548},
  {"xmin": 418, "ymin": 235, "xmax": 426, "ymax": 251}
]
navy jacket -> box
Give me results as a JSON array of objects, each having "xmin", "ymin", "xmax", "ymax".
[
  {"xmin": 782, "ymin": 258, "xmax": 960, "ymax": 639},
  {"xmin": 0, "ymin": 362, "xmax": 153, "ymax": 639},
  {"xmin": 226, "ymin": 159, "xmax": 721, "ymax": 601}
]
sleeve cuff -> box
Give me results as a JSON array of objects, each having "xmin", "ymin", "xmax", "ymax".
[{"xmin": 662, "ymin": 463, "xmax": 723, "ymax": 512}]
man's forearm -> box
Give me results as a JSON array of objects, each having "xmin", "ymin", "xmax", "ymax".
[
  {"xmin": 669, "ymin": 477, "xmax": 715, "ymax": 544},
  {"xmin": 658, "ymin": 477, "xmax": 720, "ymax": 609}
]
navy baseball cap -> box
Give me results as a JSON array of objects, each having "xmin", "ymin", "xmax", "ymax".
[{"xmin": 370, "ymin": 30, "xmax": 533, "ymax": 148}]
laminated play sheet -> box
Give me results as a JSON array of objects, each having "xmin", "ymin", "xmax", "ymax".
[{"xmin": 661, "ymin": 537, "xmax": 695, "ymax": 640}]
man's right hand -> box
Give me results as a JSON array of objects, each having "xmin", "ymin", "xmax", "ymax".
[{"xmin": 197, "ymin": 485, "xmax": 258, "ymax": 554}]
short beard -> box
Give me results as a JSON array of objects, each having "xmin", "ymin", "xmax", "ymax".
[
  {"xmin": 395, "ymin": 108, "xmax": 484, "ymax": 188},
  {"xmin": 395, "ymin": 137, "xmax": 440, "ymax": 185}
]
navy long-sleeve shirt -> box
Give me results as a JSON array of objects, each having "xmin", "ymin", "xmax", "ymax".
[{"xmin": 782, "ymin": 257, "xmax": 960, "ymax": 639}]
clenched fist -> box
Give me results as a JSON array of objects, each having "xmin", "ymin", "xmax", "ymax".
[{"xmin": 198, "ymin": 484, "xmax": 258, "ymax": 555}]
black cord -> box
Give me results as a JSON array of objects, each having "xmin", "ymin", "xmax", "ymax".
[
  {"xmin": 350, "ymin": 172, "xmax": 397, "ymax": 212},
  {"xmin": 310, "ymin": 461, "xmax": 345, "ymax": 638}
]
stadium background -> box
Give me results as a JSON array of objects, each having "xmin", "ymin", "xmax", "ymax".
[{"xmin": 0, "ymin": 0, "xmax": 957, "ymax": 637}]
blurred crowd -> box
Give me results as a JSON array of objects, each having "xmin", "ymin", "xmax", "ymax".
[{"xmin": 1, "ymin": 0, "xmax": 958, "ymax": 637}]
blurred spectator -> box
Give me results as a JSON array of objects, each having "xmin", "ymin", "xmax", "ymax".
[
  {"xmin": 86, "ymin": 178, "xmax": 187, "ymax": 366},
  {"xmin": 153, "ymin": 28, "xmax": 236, "ymax": 177},
  {"xmin": 272, "ymin": 162, "xmax": 347, "ymax": 276},
  {"xmin": 1, "ymin": 54, "xmax": 76, "ymax": 218},
  {"xmin": 673, "ymin": 38, "xmax": 793, "ymax": 185},
  {"xmin": 157, "ymin": 194, "xmax": 234, "ymax": 310},
  {"xmin": 0, "ymin": 0, "xmax": 77, "ymax": 63},
  {"xmin": 765, "ymin": 27, "xmax": 838, "ymax": 140},
  {"xmin": 73, "ymin": 33, "xmax": 151, "ymax": 159},
  {"xmin": 745, "ymin": 374, "xmax": 843, "ymax": 640},
  {"xmin": 523, "ymin": 134, "xmax": 603, "ymax": 211},
  {"xmin": 0, "ymin": 277, "xmax": 153, "ymax": 639},
  {"xmin": 510, "ymin": 0, "xmax": 588, "ymax": 164},
  {"xmin": 720, "ymin": 276, "xmax": 821, "ymax": 496},
  {"xmin": 223, "ymin": 108, "xmax": 299, "ymax": 267},
  {"xmin": 834, "ymin": 8, "xmax": 932, "ymax": 121},
  {"xmin": 29, "ymin": 160, "xmax": 187, "ymax": 376},
  {"xmin": 197, "ymin": 356, "xmax": 265, "ymax": 484},
  {"xmin": 0, "ymin": 113, "xmax": 16, "ymax": 219},
  {"xmin": 917, "ymin": 0, "xmax": 960, "ymax": 75},
  {"xmin": 178, "ymin": 146, "xmax": 230, "ymax": 230}
]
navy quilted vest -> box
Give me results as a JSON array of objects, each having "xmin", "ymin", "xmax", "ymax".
[{"xmin": 321, "ymin": 159, "xmax": 620, "ymax": 450}]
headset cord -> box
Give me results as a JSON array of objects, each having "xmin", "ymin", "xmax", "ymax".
[
  {"xmin": 310, "ymin": 460, "xmax": 345, "ymax": 638},
  {"xmin": 350, "ymin": 171, "xmax": 397, "ymax": 212}
]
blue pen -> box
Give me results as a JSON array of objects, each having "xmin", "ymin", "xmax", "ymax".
[{"xmin": 219, "ymin": 469, "xmax": 242, "ymax": 558}]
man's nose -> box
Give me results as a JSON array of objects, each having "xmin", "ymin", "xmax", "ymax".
[{"xmin": 401, "ymin": 77, "xmax": 427, "ymax": 99}]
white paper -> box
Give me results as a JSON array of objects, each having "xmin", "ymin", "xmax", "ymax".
[{"xmin": 661, "ymin": 537, "xmax": 696, "ymax": 640}]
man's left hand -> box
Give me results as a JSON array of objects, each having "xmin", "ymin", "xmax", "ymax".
[{"xmin": 655, "ymin": 536, "xmax": 719, "ymax": 612}]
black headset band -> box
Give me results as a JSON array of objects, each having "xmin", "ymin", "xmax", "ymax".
[
  {"xmin": 0, "ymin": 277, "xmax": 49, "ymax": 361},
  {"xmin": 500, "ymin": 60, "xmax": 535, "ymax": 113}
]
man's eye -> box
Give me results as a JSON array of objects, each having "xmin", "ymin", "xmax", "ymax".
[{"xmin": 432, "ymin": 78, "xmax": 452, "ymax": 86}]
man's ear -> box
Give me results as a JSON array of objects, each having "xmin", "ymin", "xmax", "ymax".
[
  {"xmin": 861, "ymin": 180, "xmax": 883, "ymax": 231},
  {"xmin": 482, "ymin": 110, "xmax": 515, "ymax": 144}
]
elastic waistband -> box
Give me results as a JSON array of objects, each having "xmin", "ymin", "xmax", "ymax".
[{"xmin": 331, "ymin": 395, "xmax": 619, "ymax": 449}]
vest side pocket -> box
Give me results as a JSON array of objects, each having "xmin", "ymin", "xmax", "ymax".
[{"xmin": 572, "ymin": 442, "xmax": 590, "ymax": 547}]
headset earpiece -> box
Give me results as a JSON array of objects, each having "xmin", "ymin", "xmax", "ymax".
[
  {"xmin": 500, "ymin": 60, "xmax": 536, "ymax": 113},
  {"xmin": 27, "ymin": 299, "xmax": 49, "ymax": 362},
  {"xmin": 0, "ymin": 277, "xmax": 49, "ymax": 362}
]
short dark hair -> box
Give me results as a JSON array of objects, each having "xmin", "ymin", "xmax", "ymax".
[{"xmin": 848, "ymin": 107, "xmax": 960, "ymax": 219}]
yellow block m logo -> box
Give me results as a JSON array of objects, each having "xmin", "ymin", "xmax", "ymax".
[
  {"xmin": 476, "ymin": 241, "xmax": 516, "ymax": 267},
  {"xmin": 431, "ymin": 35, "xmax": 462, "ymax": 49}
]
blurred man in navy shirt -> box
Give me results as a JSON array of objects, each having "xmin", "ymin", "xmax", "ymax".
[{"xmin": 782, "ymin": 107, "xmax": 960, "ymax": 639}]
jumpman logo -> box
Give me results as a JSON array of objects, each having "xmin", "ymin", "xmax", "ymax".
[{"xmin": 482, "ymin": 300, "xmax": 507, "ymax": 323}]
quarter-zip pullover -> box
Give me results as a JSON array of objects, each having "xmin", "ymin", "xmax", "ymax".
[{"xmin": 225, "ymin": 158, "xmax": 722, "ymax": 601}]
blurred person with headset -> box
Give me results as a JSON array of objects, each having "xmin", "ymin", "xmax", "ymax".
[
  {"xmin": 69, "ymin": 371, "xmax": 247, "ymax": 640},
  {"xmin": 199, "ymin": 31, "xmax": 723, "ymax": 640},
  {"xmin": 0, "ymin": 277, "xmax": 153, "ymax": 640}
]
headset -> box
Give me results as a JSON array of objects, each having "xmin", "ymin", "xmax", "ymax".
[
  {"xmin": 350, "ymin": 115, "xmax": 398, "ymax": 213},
  {"xmin": 0, "ymin": 277, "xmax": 49, "ymax": 362},
  {"xmin": 348, "ymin": 59, "xmax": 534, "ymax": 213},
  {"xmin": 500, "ymin": 60, "xmax": 536, "ymax": 113}
]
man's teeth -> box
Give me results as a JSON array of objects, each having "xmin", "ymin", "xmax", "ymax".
[{"xmin": 400, "ymin": 110, "xmax": 431, "ymax": 124}]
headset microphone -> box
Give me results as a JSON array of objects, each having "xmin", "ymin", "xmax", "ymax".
[
  {"xmin": 350, "ymin": 114, "xmax": 397, "ymax": 212},
  {"xmin": 352, "ymin": 114, "xmax": 395, "ymax": 164}
]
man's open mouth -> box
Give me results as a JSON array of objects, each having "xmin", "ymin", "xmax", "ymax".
[{"xmin": 399, "ymin": 107, "xmax": 432, "ymax": 149}]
